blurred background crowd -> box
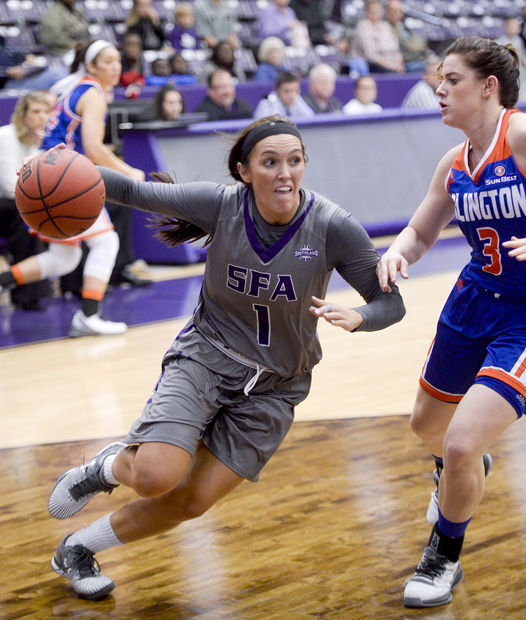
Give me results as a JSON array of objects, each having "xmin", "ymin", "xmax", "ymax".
[{"xmin": 1, "ymin": 0, "xmax": 526, "ymax": 319}]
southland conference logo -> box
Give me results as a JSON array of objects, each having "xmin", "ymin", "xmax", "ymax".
[{"xmin": 295, "ymin": 245, "xmax": 319, "ymax": 261}]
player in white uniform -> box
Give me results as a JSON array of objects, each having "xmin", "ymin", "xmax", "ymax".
[
  {"xmin": 0, "ymin": 40, "xmax": 144, "ymax": 336},
  {"xmin": 47, "ymin": 116, "xmax": 406, "ymax": 600}
]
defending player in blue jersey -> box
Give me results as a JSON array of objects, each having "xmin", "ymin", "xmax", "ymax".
[{"xmin": 377, "ymin": 36, "xmax": 526, "ymax": 608}]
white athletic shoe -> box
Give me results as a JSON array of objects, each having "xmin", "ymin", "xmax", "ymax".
[
  {"xmin": 69, "ymin": 310, "xmax": 127, "ymax": 337},
  {"xmin": 426, "ymin": 452, "xmax": 493, "ymax": 525},
  {"xmin": 48, "ymin": 441, "xmax": 125, "ymax": 519},
  {"xmin": 52, "ymin": 535, "xmax": 114, "ymax": 600},
  {"xmin": 404, "ymin": 546, "xmax": 463, "ymax": 608}
]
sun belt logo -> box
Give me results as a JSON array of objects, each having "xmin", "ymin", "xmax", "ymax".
[
  {"xmin": 495, "ymin": 164, "xmax": 506, "ymax": 177},
  {"xmin": 295, "ymin": 245, "xmax": 319, "ymax": 261}
]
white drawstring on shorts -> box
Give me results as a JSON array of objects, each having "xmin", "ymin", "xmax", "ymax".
[
  {"xmin": 244, "ymin": 364, "xmax": 265, "ymax": 396},
  {"xmin": 200, "ymin": 331, "xmax": 272, "ymax": 396}
]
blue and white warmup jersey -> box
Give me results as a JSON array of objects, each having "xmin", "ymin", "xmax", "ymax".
[{"xmin": 41, "ymin": 76, "xmax": 106, "ymax": 154}]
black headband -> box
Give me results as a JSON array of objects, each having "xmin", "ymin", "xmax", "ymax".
[{"xmin": 239, "ymin": 119, "xmax": 302, "ymax": 162}]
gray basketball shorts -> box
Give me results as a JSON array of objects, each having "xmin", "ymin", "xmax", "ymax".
[{"xmin": 124, "ymin": 325, "xmax": 312, "ymax": 481}]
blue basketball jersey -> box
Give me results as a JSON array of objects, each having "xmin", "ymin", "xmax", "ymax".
[
  {"xmin": 41, "ymin": 77, "xmax": 105, "ymax": 155},
  {"xmin": 446, "ymin": 108, "xmax": 526, "ymax": 298}
]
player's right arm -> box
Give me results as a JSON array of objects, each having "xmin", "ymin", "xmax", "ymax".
[
  {"xmin": 77, "ymin": 88, "xmax": 145, "ymax": 182},
  {"xmin": 376, "ymin": 146, "xmax": 460, "ymax": 293}
]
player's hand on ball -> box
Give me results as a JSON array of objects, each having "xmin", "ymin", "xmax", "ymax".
[{"xmin": 309, "ymin": 296, "xmax": 363, "ymax": 332}]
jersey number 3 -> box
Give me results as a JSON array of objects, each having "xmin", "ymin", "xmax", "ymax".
[{"xmin": 477, "ymin": 227, "xmax": 502, "ymax": 275}]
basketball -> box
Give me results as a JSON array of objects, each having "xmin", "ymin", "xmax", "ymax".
[{"xmin": 15, "ymin": 147, "xmax": 106, "ymax": 239}]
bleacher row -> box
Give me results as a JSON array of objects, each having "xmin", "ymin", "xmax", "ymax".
[{"xmin": 1, "ymin": 0, "xmax": 524, "ymax": 76}]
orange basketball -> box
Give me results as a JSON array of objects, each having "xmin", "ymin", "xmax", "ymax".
[{"xmin": 15, "ymin": 147, "xmax": 106, "ymax": 239}]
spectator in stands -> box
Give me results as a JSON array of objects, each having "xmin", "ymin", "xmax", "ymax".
[
  {"xmin": 0, "ymin": 36, "xmax": 67, "ymax": 92},
  {"xmin": 350, "ymin": 0, "xmax": 404, "ymax": 74},
  {"xmin": 254, "ymin": 37, "xmax": 288, "ymax": 83},
  {"xmin": 0, "ymin": 91, "xmax": 52, "ymax": 311},
  {"xmin": 170, "ymin": 2, "xmax": 199, "ymax": 51},
  {"xmin": 257, "ymin": 0, "xmax": 299, "ymax": 47},
  {"xmin": 385, "ymin": 0, "xmax": 429, "ymax": 72},
  {"xmin": 401, "ymin": 54, "xmax": 440, "ymax": 109},
  {"xmin": 136, "ymin": 84, "xmax": 186, "ymax": 122},
  {"xmin": 39, "ymin": 0, "xmax": 90, "ymax": 59},
  {"xmin": 194, "ymin": 0, "xmax": 240, "ymax": 50},
  {"xmin": 125, "ymin": 0, "xmax": 170, "ymax": 52},
  {"xmin": 168, "ymin": 53, "xmax": 199, "ymax": 85},
  {"xmin": 200, "ymin": 40, "xmax": 247, "ymax": 83},
  {"xmin": 155, "ymin": 85, "xmax": 186, "ymax": 120},
  {"xmin": 289, "ymin": 0, "xmax": 334, "ymax": 46},
  {"xmin": 119, "ymin": 32, "xmax": 146, "ymax": 95},
  {"xmin": 343, "ymin": 75, "xmax": 382, "ymax": 115},
  {"xmin": 145, "ymin": 57, "xmax": 172, "ymax": 86},
  {"xmin": 304, "ymin": 63, "xmax": 342, "ymax": 113},
  {"xmin": 195, "ymin": 68, "xmax": 252, "ymax": 120},
  {"xmin": 254, "ymin": 70, "xmax": 315, "ymax": 118},
  {"xmin": 496, "ymin": 16, "xmax": 526, "ymax": 101}
]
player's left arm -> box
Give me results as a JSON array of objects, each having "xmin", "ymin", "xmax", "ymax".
[
  {"xmin": 309, "ymin": 211, "xmax": 406, "ymax": 332},
  {"xmin": 503, "ymin": 112, "xmax": 526, "ymax": 261}
]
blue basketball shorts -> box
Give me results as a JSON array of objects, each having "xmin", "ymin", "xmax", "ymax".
[{"xmin": 420, "ymin": 274, "xmax": 526, "ymax": 417}]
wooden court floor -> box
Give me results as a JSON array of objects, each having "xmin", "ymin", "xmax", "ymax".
[{"xmin": 2, "ymin": 270, "xmax": 526, "ymax": 619}]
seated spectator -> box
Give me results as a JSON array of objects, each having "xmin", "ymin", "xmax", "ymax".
[
  {"xmin": 351, "ymin": 0, "xmax": 404, "ymax": 74},
  {"xmin": 145, "ymin": 57, "xmax": 172, "ymax": 86},
  {"xmin": 290, "ymin": 0, "xmax": 334, "ymax": 46},
  {"xmin": 155, "ymin": 85, "xmax": 186, "ymax": 120},
  {"xmin": 195, "ymin": 68, "xmax": 253, "ymax": 120},
  {"xmin": 254, "ymin": 70, "xmax": 315, "ymax": 118},
  {"xmin": 194, "ymin": 0, "xmax": 240, "ymax": 50},
  {"xmin": 138, "ymin": 84, "xmax": 186, "ymax": 121},
  {"xmin": 496, "ymin": 16, "xmax": 526, "ymax": 101},
  {"xmin": 39, "ymin": 0, "xmax": 90, "ymax": 59},
  {"xmin": 254, "ymin": 37, "xmax": 289, "ymax": 83},
  {"xmin": 170, "ymin": 2, "xmax": 199, "ymax": 51},
  {"xmin": 168, "ymin": 53, "xmax": 199, "ymax": 85},
  {"xmin": 258, "ymin": 0, "xmax": 299, "ymax": 47},
  {"xmin": 401, "ymin": 55, "xmax": 440, "ymax": 109},
  {"xmin": 119, "ymin": 32, "xmax": 146, "ymax": 94},
  {"xmin": 126, "ymin": 0, "xmax": 171, "ymax": 52},
  {"xmin": 0, "ymin": 36, "xmax": 66, "ymax": 92},
  {"xmin": 385, "ymin": 0, "xmax": 430, "ymax": 73},
  {"xmin": 343, "ymin": 75, "xmax": 382, "ymax": 115},
  {"xmin": 200, "ymin": 40, "xmax": 247, "ymax": 83},
  {"xmin": 0, "ymin": 92, "xmax": 52, "ymax": 310},
  {"xmin": 304, "ymin": 63, "xmax": 342, "ymax": 113}
]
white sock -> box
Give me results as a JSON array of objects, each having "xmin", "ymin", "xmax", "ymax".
[
  {"xmin": 66, "ymin": 514, "xmax": 123, "ymax": 553},
  {"xmin": 102, "ymin": 452, "xmax": 120, "ymax": 486}
]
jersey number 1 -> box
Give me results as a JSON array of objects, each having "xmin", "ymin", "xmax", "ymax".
[
  {"xmin": 477, "ymin": 227, "xmax": 502, "ymax": 275},
  {"xmin": 253, "ymin": 304, "xmax": 270, "ymax": 347}
]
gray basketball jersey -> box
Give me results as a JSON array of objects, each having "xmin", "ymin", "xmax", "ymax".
[{"xmin": 194, "ymin": 183, "xmax": 340, "ymax": 378}]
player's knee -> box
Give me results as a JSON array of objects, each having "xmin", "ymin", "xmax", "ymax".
[
  {"xmin": 131, "ymin": 463, "xmax": 182, "ymax": 498},
  {"xmin": 442, "ymin": 435, "xmax": 476, "ymax": 473},
  {"xmin": 409, "ymin": 404, "xmax": 428, "ymax": 438},
  {"xmin": 37, "ymin": 244, "xmax": 83, "ymax": 278}
]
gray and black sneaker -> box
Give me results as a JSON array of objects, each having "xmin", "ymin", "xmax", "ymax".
[
  {"xmin": 48, "ymin": 442, "xmax": 126, "ymax": 519},
  {"xmin": 404, "ymin": 545, "xmax": 463, "ymax": 607},
  {"xmin": 426, "ymin": 452, "xmax": 493, "ymax": 524},
  {"xmin": 51, "ymin": 535, "xmax": 114, "ymax": 600}
]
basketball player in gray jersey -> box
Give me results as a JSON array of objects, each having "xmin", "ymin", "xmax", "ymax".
[{"xmin": 47, "ymin": 116, "xmax": 406, "ymax": 600}]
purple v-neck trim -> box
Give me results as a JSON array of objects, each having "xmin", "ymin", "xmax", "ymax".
[{"xmin": 243, "ymin": 188, "xmax": 315, "ymax": 263}]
